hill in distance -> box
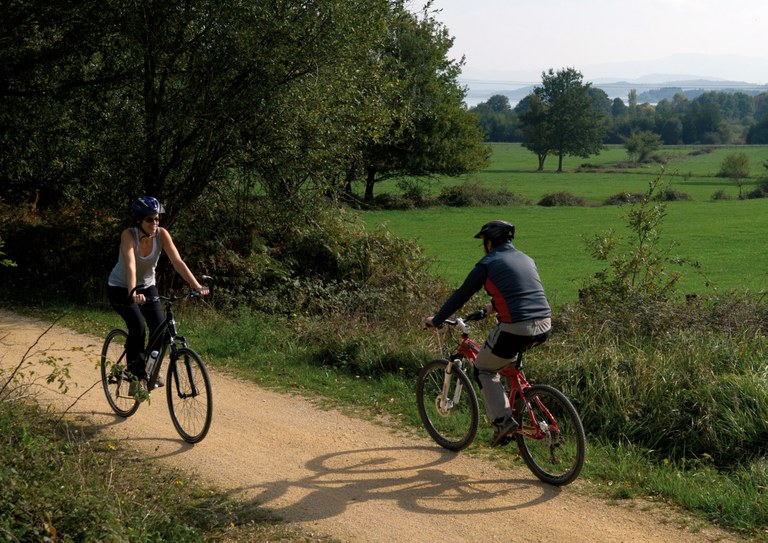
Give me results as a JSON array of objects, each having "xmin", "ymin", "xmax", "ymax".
[{"xmin": 461, "ymin": 53, "xmax": 768, "ymax": 107}]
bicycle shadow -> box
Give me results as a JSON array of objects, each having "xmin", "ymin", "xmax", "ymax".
[{"xmin": 224, "ymin": 445, "xmax": 561, "ymax": 522}]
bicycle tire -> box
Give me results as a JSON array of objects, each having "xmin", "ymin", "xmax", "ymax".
[
  {"xmin": 515, "ymin": 384, "xmax": 586, "ymax": 486},
  {"xmin": 416, "ymin": 359, "xmax": 479, "ymax": 451},
  {"xmin": 100, "ymin": 328, "xmax": 140, "ymax": 417},
  {"xmin": 166, "ymin": 348, "xmax": 213, "ymax": 443}
]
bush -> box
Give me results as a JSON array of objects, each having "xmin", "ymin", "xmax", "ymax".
[
  {"xmin": 654, "ymin": 188, "xmax": 692, "ymax": 201},
  {"xmin": 438, "ymin": 182, "xmax": 531, "ymax": 207},
  {"xmin": 0, "ymin": 199, "xmax": 118, "ymax": 304},
  {"xmin": 746, "ymin": 179, "xmax": 768, "ymax": 199},
  {"xmin": 603, "ymin": 192, "xmax": 646, "ymax": 205},
  {"xmin": 711, "ymin": 189, "xmax": 733, "ymax": 201},
  {"xmin": 175, "ymin": 194, "xmax": 438, "ymax": 324},
  {"xmin": 537, "ymin": 192, "xmax": 586, "ymax": 207},
  {"xmin": 372, "ymin": 193, "xmax": 415, "ymax": 210}
]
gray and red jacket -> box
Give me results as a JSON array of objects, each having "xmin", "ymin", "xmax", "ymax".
[{"xmin": 432, "ymin": 242, "xmax": 551, "ymax": 327}]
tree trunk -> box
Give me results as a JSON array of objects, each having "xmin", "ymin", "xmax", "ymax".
[
  {"xmin": 537, "ymin": 154, "xmax": 546, "ymax": 171},
  {"xmin": 364, "ymin": 167, "xmax": 377, "ymax": 201},
  {"xmin": 557, "ymin": 153, "xmax": 564, "ymax": 172}
]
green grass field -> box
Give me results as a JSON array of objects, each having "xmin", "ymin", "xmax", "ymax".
[{"xmin": 363, "ymin": 144, "xmax": 768, "ymax": 305}]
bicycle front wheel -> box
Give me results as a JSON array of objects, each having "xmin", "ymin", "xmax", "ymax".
[
  {"xmin": 515, "ymin": 384, "xmax": 586, "ymax": 486},
  {"xmin": 100, "ymin": 328, "xmax": 140, "ymax": 417},
  {"xmin": 166, "ymin": 348, "xmax": 213, "ymax": 443},
  {"xmin": 416, "ymin": 359, "xmax": 479, "ymax": 451}
]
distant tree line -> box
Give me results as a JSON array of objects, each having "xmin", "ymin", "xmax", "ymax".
[{"xmin": 473, "ymin": 81, "xmax": 768, "ymax": 146}]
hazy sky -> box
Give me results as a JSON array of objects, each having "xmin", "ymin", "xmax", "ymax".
[{"xmin": 411, "ymin": 0, "xmax": 768, "ymax": 84}]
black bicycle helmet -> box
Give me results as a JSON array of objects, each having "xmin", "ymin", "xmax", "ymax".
[
  {"xmin": 130, "ymin": 195, "xmax": 165, "ymax": 215},
  {"xmin": 474, "ymin": 220, "xmax": 515, "ymax": 242}
]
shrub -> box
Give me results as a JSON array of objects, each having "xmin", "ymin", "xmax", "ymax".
[
  {"xmin": 537, "ymin": 192, "xmax": 586, "ymax": 207},
  {"xmin": 438, "ymin": 182, "xmax": 530, "ymax": 207},
  {"xmin": 576, "ymin": 177, "xmax": 689, "ymax": 336},
  {"xmin": 746, "ymin": 179, "xmax": 768, "ymax": 199},
  {"xmin": 175, "ymin": 194, "xmax": 438, "ymax": 324},
  {"xmin": 603, "ymin": 192, "xmax": 646, "ymax": 205},
  {"xmin": 654, "ymin": 188, "xmax": 692, "ymax": 201},
  {"xmin": 711, "ymin": 189, "xmax": 733, "ymax": 201},
  {"xmin": 0, "ymin": 200, "xmax": 118, "ymax": 303}
]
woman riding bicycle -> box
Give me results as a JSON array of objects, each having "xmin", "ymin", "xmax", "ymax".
[
  {"xmin": 425, "ymin": 220, "xmax": 552, "ymax": 446},
  {"xmin": 107, "ymin": 196, "xmax": 209, "ymax": 399}
]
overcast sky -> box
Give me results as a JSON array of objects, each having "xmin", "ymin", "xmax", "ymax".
[{"xmin": 410, "ymin": 0, "xmax": 768, "ymax": 84}]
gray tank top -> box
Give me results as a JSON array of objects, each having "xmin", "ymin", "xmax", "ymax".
[{"xmin": 107, "ymin": 228, "xmax": 162, "ymax": 288}]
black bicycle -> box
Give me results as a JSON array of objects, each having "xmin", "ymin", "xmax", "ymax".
[{"xmin": 100, "ymin": 289, "xmax": 213, "ymax": 443}]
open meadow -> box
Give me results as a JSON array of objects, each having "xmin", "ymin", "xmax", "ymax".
[{"xmin": 363, "ymin": 144, "xmax": 768, "ymax": 305}]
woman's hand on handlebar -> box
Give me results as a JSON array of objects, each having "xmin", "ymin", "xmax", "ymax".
[
  {"xmin": 128, "ymin": 285, "xmax": 146, "ymax": 305},
  {"xmin": 193, "ymin": 275, "xmax": 212, "ymax": 297}
]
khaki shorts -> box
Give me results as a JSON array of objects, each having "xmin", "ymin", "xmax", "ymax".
[{"xmin": 475, "ymin": 318, "xmax": 552, "ymax": 372}]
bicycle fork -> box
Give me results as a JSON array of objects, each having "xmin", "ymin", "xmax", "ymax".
[
  {"xmin": 170, "ymin": 353, "xmax": 200, "ymax": 399},
  {"xmin": 438, "ymin": 359, "xmax": 464, "ymax": 413}
]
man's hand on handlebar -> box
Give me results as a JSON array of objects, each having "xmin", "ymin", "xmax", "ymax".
[{"xmin": 425, "ymin": 303, "xmax": 494, "ymax": 328}]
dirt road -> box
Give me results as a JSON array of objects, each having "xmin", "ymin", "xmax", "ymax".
[{"xmin": 0, "ymin": 309, "xmax": 740, "ymax": 542}]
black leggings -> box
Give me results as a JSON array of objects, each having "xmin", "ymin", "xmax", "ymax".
[{"xmin": 107, "ymin": 284, "xmax": 164, "ymax": 380}]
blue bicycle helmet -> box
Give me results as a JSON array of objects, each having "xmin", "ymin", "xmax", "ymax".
[{"xmin": 130, "ymin": 195, "xmax": 165, "ymax": 215}]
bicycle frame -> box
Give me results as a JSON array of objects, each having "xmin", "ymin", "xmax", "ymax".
[
  {"xmin": 446, "ymin": 318, "xmax": 563, "ymax": 442},
  {"xmin": 143, "ymin": 294, "xmax": 193, "ymax": 390}
]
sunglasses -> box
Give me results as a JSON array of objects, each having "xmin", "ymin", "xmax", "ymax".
[{"xmin": 143, "ymin": 216, "xmax": 160, "ymax": 223}]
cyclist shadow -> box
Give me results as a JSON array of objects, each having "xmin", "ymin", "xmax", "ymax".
[
  {"xmin": 228, "ymin": 445, "xmax": 561, "ymax": 522},
  {"xmin": 70, "ymin": 411, "xmax": 194, "ymax": 452}
]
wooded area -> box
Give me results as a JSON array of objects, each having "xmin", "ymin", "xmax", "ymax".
[{"xmin": 0, "ymin": 0, "xmax": 487, "ymax": 303}]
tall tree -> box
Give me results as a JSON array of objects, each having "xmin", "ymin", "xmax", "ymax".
[
  {"xmin": 521, "ymin": 68, "xmax": 605, "ymax": 172},
  {"xmin": 515, "ymin": 94, "xmax": 550, "ymax": 170},
  {"xmin": 356, "ymin": 3, "xmax": 489, "ymax": 202}
]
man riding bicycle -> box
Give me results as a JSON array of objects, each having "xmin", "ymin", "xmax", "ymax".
[{"xmin": 425, "ymin": 220, "xmax": 552, "ymax": 446}]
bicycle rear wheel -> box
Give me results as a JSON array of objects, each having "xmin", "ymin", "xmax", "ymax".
[
  {"xmin": 416, "ymin": 359, "xmax": 479, "ymax": 451},
  {"xmin": 515, "ymin": 384, "xmax": 586, "ymax": 486},
  {"xmin": 100, "ymin": 328, "xmax": 140, "ymax": 417},
  {"xmin": 166, "ymin": 348, "xmax": 213, "ymax": 443}
]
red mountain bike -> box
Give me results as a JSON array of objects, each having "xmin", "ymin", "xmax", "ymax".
[{"xmin": 416, "ymin": 310, "xmax": 586, "ymax": 485}]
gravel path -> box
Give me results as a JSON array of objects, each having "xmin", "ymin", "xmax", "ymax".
[{"xmin": 0, "ymin": 309, "xmax": 741, "ymax": 542}]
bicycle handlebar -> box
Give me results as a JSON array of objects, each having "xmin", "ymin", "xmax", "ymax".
[
  {"xmin": 146, "ymin": 290, "xmax": 204, "ymax": 304},
  {"xmin": 128, "ymin": 282, "xmax": 210, "ymax": 304},
  {"xmin": 439, "ymin": 308, "xmax": 487, "ymax": 332}
]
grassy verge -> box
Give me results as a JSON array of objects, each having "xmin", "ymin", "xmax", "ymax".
[
  {"xmin": 0, "ymin": 398, "xmax": 336, "ymax": 542},
  {"xmin": 21, "ymin": 301, "xmax": 766, "ymax": 542},
  {"xmin": 0, "ymin": 303, "xmax": 339, "ymax": 543}
]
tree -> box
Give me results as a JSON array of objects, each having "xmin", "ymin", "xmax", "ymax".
[
  {"xmin": 621, "ymin": 131, "xmax": 663, "ymax": 164},
  {"xmin": 0, "ymin": 0, "xmax": 396, "ymax": 218},
  {"xmin": 356, "ymin": 4, "xmax": 489, "ymax": 201},
  {"xmin": 472, "ymin": 94, "xmax": 520, "ymax": 142},
  {"xmin": 718, "ymin": 152, "xmax": 751, "ymax": 198},
  {"xmin": 516, "ymin": 94, "xmax": 550, "ymax": 170},
  {"xmin": 746, "ymin": 118, "xmax": 768, "ymax": 144},
  {"xmin": 520, "ymin": 68, "xmax": 606, "ymax": 172}
]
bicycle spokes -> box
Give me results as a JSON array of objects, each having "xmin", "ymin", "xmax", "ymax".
[
  {"xmin": 515, "ymin": 385, "xmax": 586, "ymax": 486},
  {"xmin": 167, "ymin": 349, "xmax": 212, "ymax": 443},
  {"xmin": 416, "ymin": 359, "xmax": 479, "ymax": 451},
  {"xmin": 100, "ymin": 328, "xmax": 141, "ymax": 418}
]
